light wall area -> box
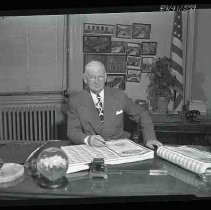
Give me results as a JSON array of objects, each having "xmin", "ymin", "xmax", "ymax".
[{"xmin": 192, "ymin": 9, "xmax": 211, "ymax": 114}]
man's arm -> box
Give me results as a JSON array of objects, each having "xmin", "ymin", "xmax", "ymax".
[
  {"xmin": 67, "ymin": 101, "xmax": 87, "ymax": 144},
  {"xmin": 67, "ymin": 101, "xmax": 106, "ymax": 147},
  {"xmin": 123, "ymin": 93, "xmax": 162, "ymax": 149}
]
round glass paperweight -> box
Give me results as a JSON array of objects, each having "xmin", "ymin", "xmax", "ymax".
[{"xmin": 36, "ymin": 147, "xmax": 69, "ymax": 188}]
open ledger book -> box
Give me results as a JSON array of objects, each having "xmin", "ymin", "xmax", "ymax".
[
  {"xmin": 61, "ymin": 139, "xmax": 154, "ymax": 174},
  {"xmin": 157, "ymin": 145, "xmax": 211, "ymax": 176}
]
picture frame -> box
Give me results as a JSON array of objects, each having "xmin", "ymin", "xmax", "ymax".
[
  {"xmin": 111, "ymin": 41, "xmax": 126, "ymax": 54},
  {"xmin": 84, "ymin": 23, "xmax": 115, "ymax": 36},
  {"xmin": 132, "ymin": 23, "xmax": 151, "ymax": 39},
  {"xmin": 83, "ymin": 54, "xmax": 107, "ymax": 72},
  {"xmin": 83, "ymin": 36, "xmax": 111, "ymax": 53},
  {"xmin": 106, "ymin": 55, "xmax": 126, "ymax": 73},
  {"xmin": 106, "ymin": 74, "xmax": 126, "ymax": 90},
  {"xmin": 116, "ymin": 24, "xmax": 132, "ymax": 39},
  {"xmin": 141, "ymin": 42, "xmax": 157, "ymax": 55},
  {"xmin": 126, "ymin": 56, "xmax": 141, "ymax": 70},
  {"xmin": 126, "ymin": 42, "xmax": 141, "ymax": 57},
  {"xmin": 141, "ymin": 57, "xmax": 154, "ymax": 72},
  {"xmin": 126, "ymin": 69, "xmax": 142, "ymax": 83}
]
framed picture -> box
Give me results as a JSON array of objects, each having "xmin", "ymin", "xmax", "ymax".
[
  {"xmin": 83, "ymin": 36, "xmax": 111, "ymax": 53},
  {"xmin": 84, "ymin": 23, "xmax": 115, "ymax": 36},
  {"xmin": 116, "ymin": 24, "xmax": 132, "ymax": 39},
  {"xmin": 141, "ymin": 57, "xmax": 154, "ymax": 72},
  {"xmin": 126, "ymin": 42, "xmax": 141, "ymax": 57},
  {"xmin": 84, "ymin": 54, "xmax": 107, "ymax": 72},
  {"xmin": 111, "ymin": 41, "xmax": 126, "ymax": 54},
  {"xmin": 106, "ymin": 74, "xmax": 126, "ymax": 90},
  {"xmin": 126, "ymin": 56, "xmax": 141, "ymax": 70},
  {"xmin": 141, "ymin": 42, "xmax": 157, "ymax": 55},
  {"xmin": 126, "ymin": 69, "xmax": 141, "ymax": 83},
  {"xmin": 106, "ymin": 55, "xmax": 126, "ymax": 73},
  {"xmin": 132, "ymin": 23, "xmax": 151, "ymax": 39}
]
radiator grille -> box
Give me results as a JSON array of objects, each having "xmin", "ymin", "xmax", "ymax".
[{"xmin": 0, "ymin": 105, "xmax": 57, "ymax": 142}]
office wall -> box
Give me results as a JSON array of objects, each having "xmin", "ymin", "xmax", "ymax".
[
  {"xmin": 68, "ymin": 12, "xmax": 175, "ymax": 101},
  {"xmin": 192, "ymin": 9, "xmax": 211, "ymax": 114}
]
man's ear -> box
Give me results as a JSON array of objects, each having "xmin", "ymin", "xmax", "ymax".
[
  {"xmin": 83, "ymin": 74, "xmax": 87, "ymax": 84},
  {"xmin": 104, "ymin": 74, "xmax": 107, "ymax": 82}
]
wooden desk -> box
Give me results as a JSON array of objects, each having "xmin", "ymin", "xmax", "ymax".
[
  {"xmin": 0, "ymin": 141, "xmax": 211, "ymax": 205},
  {"xmin": 138, "ymin": 114, "xmax": 211, "ymax": 145}
]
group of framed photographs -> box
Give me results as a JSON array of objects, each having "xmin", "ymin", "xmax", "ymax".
[
  {"xmin": 84, "ymin": 23, "xmax": 151, "ymax": 39},
  {"xmin": 83, "ymin": 36, "xmax": 157, "ymax": 56},
  {"xmin": 84, "ymin": 53, "xmax": 154, "ymax": 73},
  {"xmin": 83, "ymin": 23, "xmax": 157, "ymax": 90}
]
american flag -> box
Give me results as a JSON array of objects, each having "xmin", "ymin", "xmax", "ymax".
[{"xmin": 170, "ymin": 11, "xmax": 184, "ymax": 111}]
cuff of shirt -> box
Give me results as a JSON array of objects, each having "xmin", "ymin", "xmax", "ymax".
[{"xmin": 84, "ymin": 135, "xmax": 92, "ymax": 145}]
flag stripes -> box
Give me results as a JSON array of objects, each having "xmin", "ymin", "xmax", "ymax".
[
  {"xmin": 171, "ymin": 59, "xmax": 183, "ymax": 76},
  {"xmin": 171, "ymin": 45, "xmax": 183, "ymax": 61},
  {"xmin": 174, "ymin": 93, "xmax": 183, "ymax": 110},
  {"xmin": 172, "ymin": 37, "xmax": 182, "ymax": 49},
  {"xmin": 170, "ymin": 11, "xmax": 184, "ymax": 111}
]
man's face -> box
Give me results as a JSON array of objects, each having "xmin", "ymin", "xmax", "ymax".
[{"xmin": 84, "ymin": 64, "xmax": 107, "ymax": 94}]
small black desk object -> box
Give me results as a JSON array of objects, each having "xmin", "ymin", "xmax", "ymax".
[{"xmin": 89, "ymin": 158, "xmax": 108, "ymax": 179}]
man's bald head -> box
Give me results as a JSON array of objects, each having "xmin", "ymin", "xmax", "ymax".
[{"xmin": 84, "ymin": 61, "xmax": 106, "ymax": 76}]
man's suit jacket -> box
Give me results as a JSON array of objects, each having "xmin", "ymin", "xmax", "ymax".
[{"xmin": 67, "ymin": 86, "xmax": 156, "ymax": 144}]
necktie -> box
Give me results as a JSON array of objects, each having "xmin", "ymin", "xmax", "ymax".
[{"xmin": 96, "ymin": 94, "xmax": 104, "ymax": 123}]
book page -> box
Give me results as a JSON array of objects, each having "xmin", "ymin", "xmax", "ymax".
[
  {"xmin": 157, "ymin": 146, "xmax": 211, "ymax": 174},
  {"xmin": 61, "ymin": 138, "xmax": 154, "ymax": 174},
  {"xmin": 61, "ymin": 144, "xmax": 119, "ymax": 165},
  {"xmin": 106, "ymin": 139, "xmax": 153, "ymax": 157},
  {"xmin": 170, "ymin": 146, "xmax": 211, "ymax": 163}
]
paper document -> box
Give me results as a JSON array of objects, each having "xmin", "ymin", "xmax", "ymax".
[{"xmin": 61, "ymin": 138, "xmax": 154, "ymax": 174}]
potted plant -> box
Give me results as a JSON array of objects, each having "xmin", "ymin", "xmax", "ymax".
[{"xmin": 146, "ymin": 56, "xmax": 176, "ymax": 112}]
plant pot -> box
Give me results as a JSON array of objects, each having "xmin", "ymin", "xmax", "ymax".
[{"xmin": 156, "ymin": 97, "xmax": 169, "ymax": 112}]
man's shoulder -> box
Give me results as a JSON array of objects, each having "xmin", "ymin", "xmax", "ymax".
[
  {"xmin": 105, "ymin": 86, "xmax": 125, "ymax": 97},
  {"xmin": 69, "ymin": 90, "xmax": 89, "ymax": 102}
]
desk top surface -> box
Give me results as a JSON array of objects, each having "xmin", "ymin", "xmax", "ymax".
[{"xmin": 0, "ymin": 141, "xmax": 211, "ymax": 203}]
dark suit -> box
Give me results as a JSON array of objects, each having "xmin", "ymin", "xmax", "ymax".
[{"xmin": 67, "ymin": 86, "xmax": 156, "ymax": 144}]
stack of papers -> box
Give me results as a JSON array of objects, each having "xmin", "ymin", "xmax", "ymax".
[{"xmin": 61, "ymin": 139, "xmax": 154, "ymax": 174}]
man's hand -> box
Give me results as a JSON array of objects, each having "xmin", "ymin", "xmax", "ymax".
[
  {"xmin": 88, "ymin": 135, "xmax": 106, "ymax": 147},
  {"xmin": 145, "ymin": 139, "xmax": 163, "ymax": 150}
]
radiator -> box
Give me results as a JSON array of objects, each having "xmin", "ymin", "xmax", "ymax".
[{"xmin": 0, "ymin": 105, "xmax": 57, "ymax": 142}]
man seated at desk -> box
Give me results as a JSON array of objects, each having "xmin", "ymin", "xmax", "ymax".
[{"xmin": 67, "ymin": 60, "xmax": 162, "ymax": 149}]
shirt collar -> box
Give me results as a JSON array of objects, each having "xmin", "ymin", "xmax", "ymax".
[
  {"xmin": 90, "ymin": 89, "xmax": 104, "ymax": 104},
  {"xmin": 90, "ymin": 89, "xmax": 104, "ymax": 98}
]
